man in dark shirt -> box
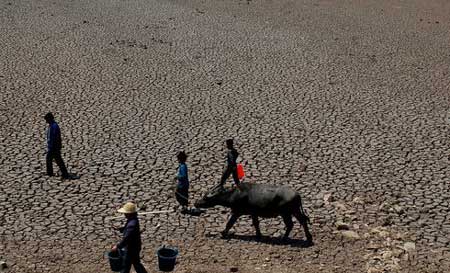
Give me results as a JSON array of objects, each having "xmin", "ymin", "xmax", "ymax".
[
  {"xmin": 44, "ymin": 113, "xmax": 69, "ymax": 179},
  {"xmin": 112, "ymin": 202, "xmax": 147, "ymax": 273},
  {"xmin": 219, "ymin": 139, "xmax": 240, "ymax": 187}
]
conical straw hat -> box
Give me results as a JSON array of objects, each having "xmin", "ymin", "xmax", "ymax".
[{"xmin": 117, "ymin": 202, "xmax": 138, "ymax": 214}]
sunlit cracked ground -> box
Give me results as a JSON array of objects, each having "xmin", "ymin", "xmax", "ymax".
[{"xmin": 0, "ymin": 0, "xmax": 449, "ymax": 272}]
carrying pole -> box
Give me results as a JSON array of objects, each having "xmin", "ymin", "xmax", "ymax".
[{"xmin": 106, "ymin": 209, "xmax": 174, "ymax": 221}]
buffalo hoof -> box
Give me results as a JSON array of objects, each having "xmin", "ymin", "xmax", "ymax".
[
  {"xmin": 220, "ymin": 231, "xmax": 229, "ymax": 238},
  {"xmin": 255, "ymin": 233, "xmax": 262, "ymax": 240}
]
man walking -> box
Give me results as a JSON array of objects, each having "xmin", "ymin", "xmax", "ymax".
[
  {"xmin": 44, "ymin": 112, "xmax": 69, "ymax": 179},
  {"xmin": 219, "ymin": 139, "xmax": 240, "ymax": 187},
  {"xmin": 112, "ymin": 202, "xmax": 148, "ymax": 273}
]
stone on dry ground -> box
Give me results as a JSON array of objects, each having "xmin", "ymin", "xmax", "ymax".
[{"xmin": 0, "ymin": 0, "xmax": 449, "ymax": 272}]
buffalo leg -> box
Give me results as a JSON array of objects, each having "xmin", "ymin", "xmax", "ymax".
[
  {"xmin": 294, "ymin": 212, "xmax": 313, "ymax": 243},
  {"xmin": 221, "ymin": 214, "xmax": 239, "ymax": 237},
  {"xmin": 281, "ymin": 214, "xmax": 294, "ymax": 239},
  {"xmin": 251, "ymin": 215, "xmax": 262, "ymax": 238}
]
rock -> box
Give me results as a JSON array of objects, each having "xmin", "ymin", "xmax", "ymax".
[
  {"xmin": 333, "ymin": 202, "xmax": 347, "ymax": 211},
  {"xmin": 382, "ymin": 250, "xmax": 393, "ymax": 260},
  {"xmin": 402, "ymin": 242, "xmax": 415, "ymax": 252},
  {"xmin": 402, "ymin": 252, "xmax": 410, "ymax": 261},
  {"xmin": 370, "ymin": 227, "xmax": 382, "ymax": 234},
  {"xmin": 387, "ymin": 259, "xmax": 401, "ymax": 270},
  {"xmin": 323, "ymin": 193, "xmax": 334, "ymax": 204},
  {"xmin": 230, "ymin": 267, "xmax": 239, "ymax": 272},
  {"xmin": 381, "ymin": 215, "xmax": 393, "ymax": 226},
  {"xmin": 299, "ymin": 164, "xmax": 307, "ymax": 172},
  {"xmin": 372, "ymin": 256, "xmax": 382, "ymax": 261},
  {"xmin": 366, "ymin": 242, "xmax": 381, "ymax": 250},
  {"xmin": 352, "ymin": 197, "xmax": 364, "ymax": 205},
  {"xmin": 313, "ymin": 200, "xmax": 324, "ymax": 208},
  {"xmin": 335, "ymin": 221, "xmax": 350, "ymax": 230},
  {"xmin": 379, "ymin": 202, "xmax": 389, "ymax": 212},
  {"xmin": 393, "ymin": 232, "xmax": 406, "ymax": 240},
  {"xmin": 0, "ymin": 261, "xmax": 7, "ymax": 270},
  {"xmin": 392, "ymin": 249, "xmax": 403, "ymax": 258},
  {"xmin": 341, "ymin": 230, "xmax": 360, "ymax": 240},
  {"xmin": 367, "ymin": 267, "xmax": 381, "ymax": 273},
  {"xmin": 393, "ymin": 205, "xmax": 404, "ymax": 214}
]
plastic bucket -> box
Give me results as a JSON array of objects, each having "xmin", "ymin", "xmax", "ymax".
[
  {"xmin": 105, "ymin": 250, "xmax": 125, "ymax": 272},
  {"xmin": 157, "ymin": 246, "xmax": 178, "ymax": 272},
  {"xmin": 237, "ymin": 164, "xmax": 245, "ymax": 180}
]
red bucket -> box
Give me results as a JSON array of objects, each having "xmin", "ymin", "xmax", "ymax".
[{"xmin": 237, "ymin": 164, "xmax": 245, "ymax": 180}]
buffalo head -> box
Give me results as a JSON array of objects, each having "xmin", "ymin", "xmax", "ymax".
[{"xmin": 194, "ymin": 185, "xmax": 229, "ymax": 208}]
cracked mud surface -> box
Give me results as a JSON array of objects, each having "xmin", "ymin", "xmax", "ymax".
[{"xmin": 0, "ymin": 0, "xmax": 449, "ymax": 272}]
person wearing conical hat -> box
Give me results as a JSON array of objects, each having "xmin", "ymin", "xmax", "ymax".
[{"xmin": 111, "ymin": 202, "xmax": 147, "ymax": 273}]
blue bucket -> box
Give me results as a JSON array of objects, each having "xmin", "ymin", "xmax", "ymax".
[
  {"xmin": 157, "ymin": 246, "xmax": 178, "ymax": 272},
  {"xmin": 105, "ymin": 249, "xmax": 125, "ymax": 272}
]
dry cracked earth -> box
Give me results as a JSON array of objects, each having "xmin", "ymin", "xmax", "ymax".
[{"xmin": 0, "ymin": 0, "xmax": 449, "ymax": 272}]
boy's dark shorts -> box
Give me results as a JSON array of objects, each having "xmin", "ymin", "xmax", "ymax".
[{"xmin": 175, "ymin": 187, "xmax": 189, "ymax": 207}]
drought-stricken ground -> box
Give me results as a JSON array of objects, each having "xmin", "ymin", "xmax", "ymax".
[{"xmin": 0, "ymin": 0, "xmax": 449, "ymax": 272}]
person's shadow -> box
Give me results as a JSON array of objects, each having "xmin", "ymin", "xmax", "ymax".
[
  {"xmin": 206, "ymin": 233, "xmax": 314, "ymax": 248},
  {"xmin": 65, "ymin": 173, "xmax": 82, "ymax": 180},
  {"xmin": 181, "ymin": 208, "xmax": 206, "ymax": 216}
]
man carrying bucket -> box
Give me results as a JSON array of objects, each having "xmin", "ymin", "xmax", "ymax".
[{"xmin": 112, "ymin": 202, "xmax": 148, "ymax": 273}]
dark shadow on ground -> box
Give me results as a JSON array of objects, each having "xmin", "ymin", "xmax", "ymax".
[
  {"xmin": 65, "ymin": 173, "xmax": 81, "ymax": 180},
  {"xmin": 205, "ymin": 233, "xmax": 314, "ymax": 248},
  {"xmin": 181, "ymin": 208, "xmax": 206, "ymax": 216}
]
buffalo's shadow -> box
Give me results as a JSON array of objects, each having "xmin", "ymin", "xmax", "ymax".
[{"xmin": 206, "ymin": 233, "xmax": 314, "ymax": 248}]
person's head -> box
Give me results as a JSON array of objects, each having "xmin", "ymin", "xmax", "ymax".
[
  {"xmin": 226, "ymin": 139, "xmax": 234, "ymax": 149},
  {"xmin": 117, "ymin": 202, "xmax": 138, "ymax": 219},
  {"xmin": 44, "ymin": 112, "xmax": 55, "ymax": 124},
  {"xmin": 177, "ymin": 151, "xmax": 187, "ymax": 163}
]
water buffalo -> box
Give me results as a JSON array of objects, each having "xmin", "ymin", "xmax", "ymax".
[{"xmin": 194, "ymin": 183, "xmax": 313, "ymax": 243}]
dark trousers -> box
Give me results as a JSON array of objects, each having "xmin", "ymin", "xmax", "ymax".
[
  {"xmin": 121, "ymin": 251, "xmax": 147, "ymax": 273},
  {"xmin": 46, "ymin": 150, "xmax": 68, "ymax": 178},
  {"xmin": 175, "ymin": 186, "xmax": 189, "ymax": 207},
  {"xmin": 220, "ymin": 165, "xmax": 240, "ymax": 186}
]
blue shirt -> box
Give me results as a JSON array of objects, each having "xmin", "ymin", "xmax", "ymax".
[{"xmin": 177, "ymin": 163, "xmax": 189, "ymax": 189}]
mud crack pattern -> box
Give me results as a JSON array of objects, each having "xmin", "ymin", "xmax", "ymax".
[{"xmin": 0, "ymin": 0, "xmax": 449, "ymax": 272}]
